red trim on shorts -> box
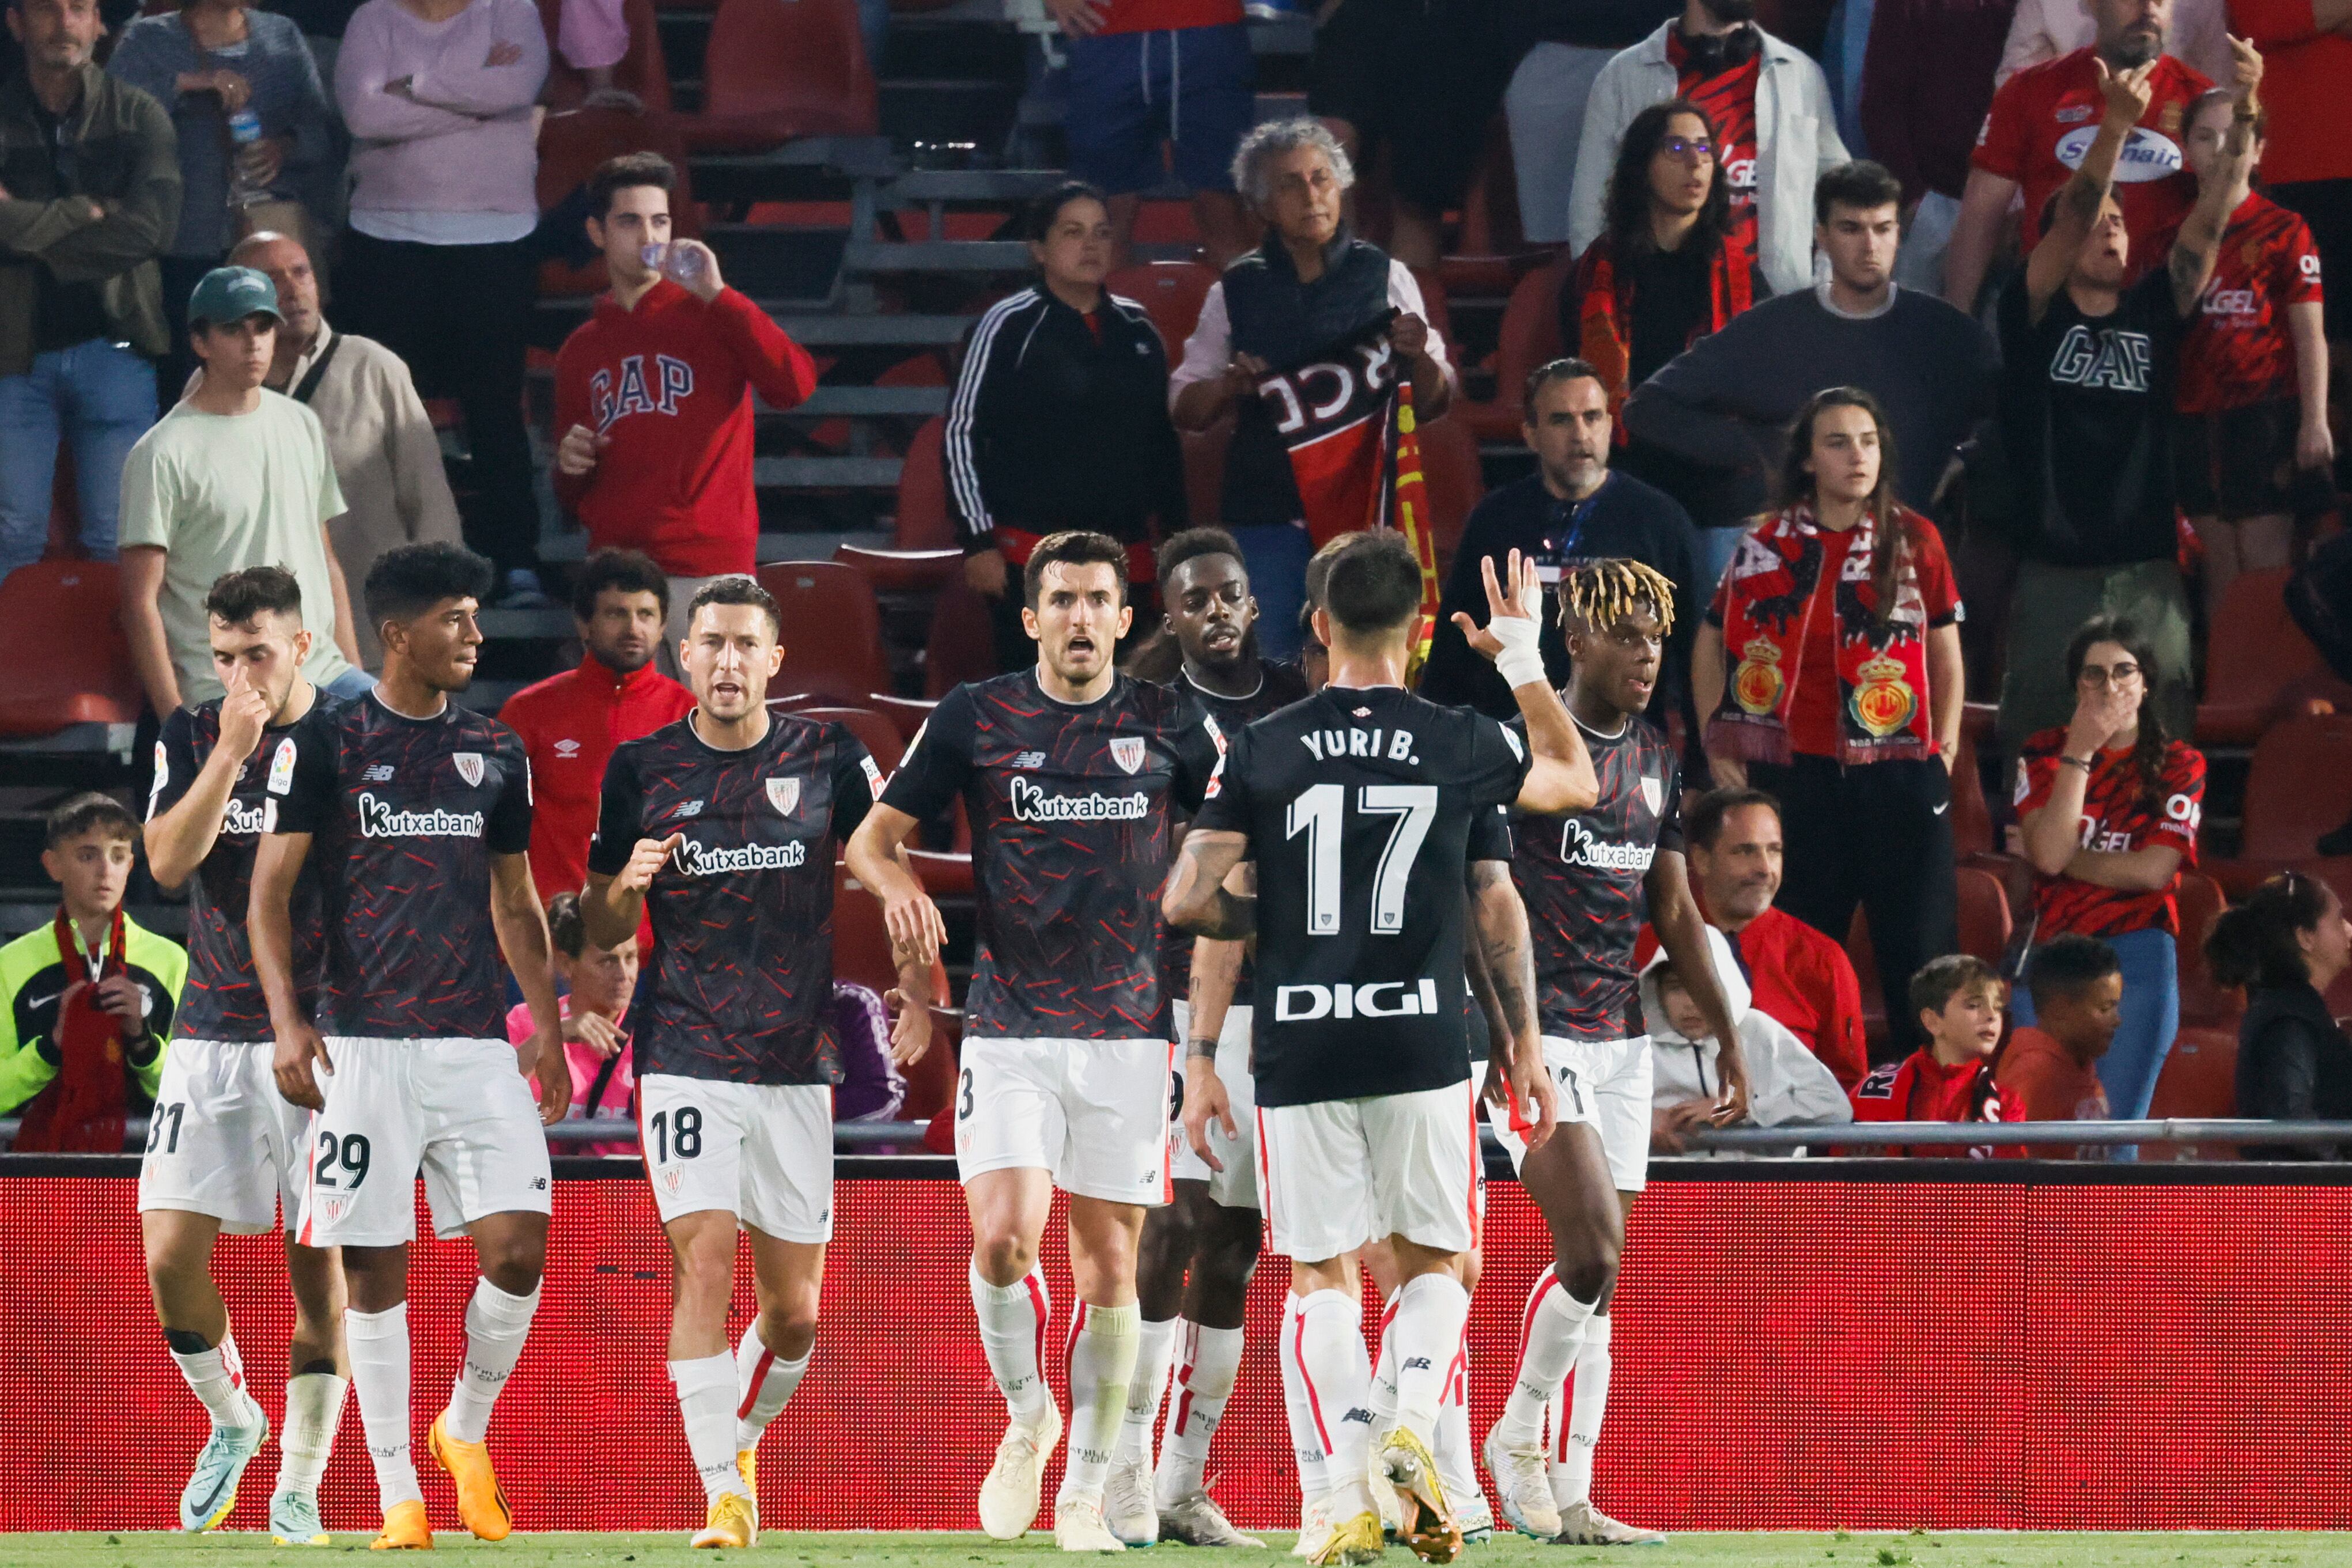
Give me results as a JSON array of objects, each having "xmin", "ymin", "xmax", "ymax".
[
  {"xmin": 1290, "ymin": 1300, "xmax": 1334, "ymax": 1453},
  {"xmin": 737, "ymin": 1344, "xmax": 777, "ymax": 1421}
]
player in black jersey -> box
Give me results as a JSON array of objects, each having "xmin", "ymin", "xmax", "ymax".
[
  {"xmin": 1476, "ymin": 559, "xmax": 1748, "ymax": 1545},
  {"xmin": 1169, "ymin": 532, "xmax": 1598, "ymax": 1566},
  {"xmin": 1105, "ymin": 529, "xmax": 1308, "ymax": 1548},
  {"xmin": 847, "ymin": 531, "xmax": 1223, "ymax": 1552},
  {"xmin": 583, "ymin": 576, "xmax": 913, "ymax": 1549},
  {"xmin": 139, "ymin": 568, "xmax": 347, "ymax": 1543},
  {"xmin": 251, "ymin": 544, "xmax": 567, "ymax": 1551}
]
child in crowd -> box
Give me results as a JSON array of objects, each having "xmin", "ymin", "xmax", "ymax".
[
  {"xmin": 1851, "ymin": 955, "xmax": 2025, "ymax": 1155},
  {"xmin": 1995, "ymin": 935, "xmax": 2123, "ymax": 1141},
  {"xmin": 512, "ymin": 892, "xmax": 638, "ymax": 1154},
  {"xmin": 0, "ymin": 794, "xmax": 186, "ymax": 1150},
  {"xmin": 1642, "ymin": 927, "xmax": 1851, "ymax": 1153}
]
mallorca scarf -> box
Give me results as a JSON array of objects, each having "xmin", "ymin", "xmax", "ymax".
[
  {"xmin": 1572, "ymin": 230, "xmax": 1756, "ymax": 423},
  {"xmin": 13, "ymin": 906, "xmax": 134, "ymax": 1153},
  {"xmin": 1708, "ymin": 503, "xmax": 1938, "ymax": 766}
]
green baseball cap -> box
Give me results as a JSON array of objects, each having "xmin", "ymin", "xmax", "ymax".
[{"xmin": 187, "ymin": 266, "xmax": 282, "ymax": 329}]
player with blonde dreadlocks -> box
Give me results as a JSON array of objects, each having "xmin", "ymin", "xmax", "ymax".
[{"xmin": 1477, "ymin": 557, "xmax": 1748, "ymax": 1546}]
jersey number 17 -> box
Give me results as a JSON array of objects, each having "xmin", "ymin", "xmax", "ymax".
[{"xmin": 1287, "ymin": 783, "xmax": 1437, "ymax": 937}]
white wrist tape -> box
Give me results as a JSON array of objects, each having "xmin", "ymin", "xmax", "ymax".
[{"xmin": 1489, "ymin": 616, "xmax": 1547, "ymax": 690}]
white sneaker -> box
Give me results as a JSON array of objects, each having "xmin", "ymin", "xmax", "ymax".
[
  {"xmin": 1104, "ymin": 1453, "xmax": 1158, "ymax": 1547},
  {"xmin": 1054, "ymin": 1497, "xmax": 1129, "ymax": 1553},
  {"xmin": 1159, "ymin": 1489, "xmax": 1264, "ymax": 1547},
  {"xmin": 978, "ymin": 1405, "xmax": 1062, "ymax": 1540},
  {"xmin": 1291, "ymin": 1494, "xmax": 1332, "ymax": 1561},
  {"xmin": 1553, "ymin": 1499, "xmax": 1665, "ymax": 1546},
  {"xmin": 1454, "ymin": 1498, "xmax": 1495, "ymax": 1544},
  {"xmin": 1481, "ymin": 1423, "xmax": 1561, "ymax": 1539}
]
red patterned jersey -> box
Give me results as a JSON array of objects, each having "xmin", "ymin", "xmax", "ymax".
[
  {"xmin": 1669, "ymin": 30, "xmax": 1762, "ymax": 252},
  {"xmin": 1972, "ymin": 47, "xmax": 2207, "ymax": 257},
  {"xmin": 1850, "ymin": 1048, "xmax": 2025, "ymax": 1157},
  {"xmin": 2174, "ymin": 192, "xmax": 2324, "ymax": 414},
  {"xmin": 2014, "ymin": 728, "xmax": 2204, "ymax": 938}
]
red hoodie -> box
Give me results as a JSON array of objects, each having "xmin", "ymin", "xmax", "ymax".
[
  {"xmin": 553, "ymin": 281, "xmax": 819, "ymax": 577},
  {"xmin": 1850, "ymin": 1048, "xmax": 2026, "ymax": 1157}
]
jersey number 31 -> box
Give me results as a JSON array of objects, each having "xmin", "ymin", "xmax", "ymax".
[{"xmin": 1287, "ymin": 783, "xmax": 1436, "ymax": 936}]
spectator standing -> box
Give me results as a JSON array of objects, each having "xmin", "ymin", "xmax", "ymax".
[
  {"xmin": 2015, "ymin": 616, "xmax": 2206, "ymax": 1123},
  {"xmin": 1692, "ymin": 388, "xmax": 1967, "ymax": 1056},
  {"xmin": 1045, "ymin": 0, "xmax": 1253, "ymax": 268},
  {"xmin": 508, "ymin": 891, "xmax": 639, "ymax": 1156},
  {"xmin": 1990, "ymin": 45, "xmax": 2258, "ymax": 753},
  {"xmin": 2173, "ymin": 88, "xmax": 2330, "ymax": 622},
  {"xmin": 1860, "ymin": 0, "xmax": 2017, "ymax": 295},
  {"xmin": 2211, "ymin": 871, "xmax": 2352, "ymax": 1157},
  {"xmin": 106, "ymin": 0, "xmax": 332, "ymax": 397},
  {"xmin": 1569, "ymin": 0, "xmax": 1848, "ymax": 298},
  {"xmin": 553, "ymin": 154, "xmax": 817, "ymax": 671},
  {"xmin": 1623, "ymin": 161, "xmax": 1997, "ymax": 596},
  {"xmin": 334, "ymin": 0, "xmax": 548, "ymax": 605},
  {"xmin": 1561, "ymin": 99, "xmax": 1763, "ymax": 422},
  {"xmin": 2000, "ymin": 0, "xmax": 2233, "ymax": 84},
  {"xmin": 1946, "ymin": 0, "xmax": 2211, "ymax": 312},
  {"xmin": 946, "ymin": 182, "xmax": 1187, "ymax": 676},
  {"xmin": 1642, "ymin": 929, "xmax": 1851, "ymax": 1152},
  {"xmin": 1505, "ymin": 2, "xmax": 1682, "ymax": 246},
  {"xmin": 497, "ymin": 547, "xmax": 693, "ymax": 918},
  {"xmin": 551, "ymin": 0, "xmax": 648, "ymax": 108},
  {"xmin": 0, "ymin": 793, "xmax": 185, "ymax": 1152},
  {"xmin": 0, "ymin": 0, "xmax": 180, "ymax": 581},
  {"xmin": 220, "ymin": 228, "xmax": 460, "ymax": 670},
  {"xmin": 1678, "ymin": 786, "xmax": 1872, "ymax": 1089},
  {"xmin": 1417, "ymin": 358, "xmax": 1701, "ymax": 730},
  {"xmin": 1996, "ymin": 934, "xmax": 2123, "ymax": 1137},
  {"xmin": 1171, "ymin": 120, "xmax": 1453, "ymax": 660},
  {"xmin": 1850, "ymin": 955, "xmax": 2028, "ymax": 1151},
  {"xmin": 119, "ymin": 266, "xmax": 366, "ymax": 713}
]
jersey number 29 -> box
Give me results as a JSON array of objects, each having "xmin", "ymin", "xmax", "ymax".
[{"xmin": 1286, "ymin": 783, "xmax": 1436, "ymax": 936}]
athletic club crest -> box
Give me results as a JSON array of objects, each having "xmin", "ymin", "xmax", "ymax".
[
  {"xmin": 1109, "ymin": 737, "xmax": 1147, "ymax": 775},
  {"xmin": 661, "ymin": 1168, "xmax": 682, "ymax": 1193},
  {"xmin": 454, "ymin": 752, "xmax": 485, "ymax": 787},
  {"xmin": 1639, "ymin": 775, "xmax": 1664, "ymax": 817},
  {"xmin": 766, "ymin": 777, "xmax": 801, "ymax": 816}
]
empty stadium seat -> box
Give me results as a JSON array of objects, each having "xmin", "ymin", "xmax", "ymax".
[
  {"xmin": 0, "ymin": 560, "xmax": 142, "ymax": 735},
  {"xmin": 537, "ymin": 0, "xmax": 674, "ymax": 113},
  {"xmin": 1951, "ymin": 730, "xmax": 1997, "ymax": 863},
  {"xmin": 534, "ymin": 107, "xmax": 699, "ymax": 296},
  {"xmin": 1106, "ymin": 261, "xmax": 1216, "ymax": 354},
  {"xmin": 686, "ymin": 0, "xmax": 879, "ymax": 152},
  {"xmin": 1956, "ymin": 866, "xmax": 2013, "ymax": 968},
  {"xmin": 1465, "ymin": 255, "xmax": 1570, "ymax": 442},
  {"xmin": 924, "ymin": 581, "xmax": 997, "ymax": 697},
  {"xmin": 755, "ymin": 562, "xmax": 888, "ymax": 703},
  {"xmin": 1180, "ymin": 417, "xmax": 1234, "ymax": 529},
  {"xmin": 793, "ymin": 705, "xmax": 906, "ymax": 777},
  {"xmin": 869, "ymin": 694, "xmax": 938, "ymax": 741},
  {"xmin": 2145, "ymin": 1026, "xmax": 2239, "ymax": 1156},
  {"xmin": 893, "ymin": 418, "xmax": 955, "ymax": 550},
  {"xmin": 836, "ymin": 544, "xmax": 961, "ymax": 594},
  {"xmin": 1417, "ymin": 412, "xmax": 1485, "ymax": 580},
  {"xmin": 2173, "ymin": 872, "xmax": 2238, "ymax": 1029},
  {"xmin": 2204, "ymin": 713, "xmax": 2352, "ymax": 897},
  {"xmin": 2195, "ymin": 567, "xmax": 2325, "ymax": 745}
]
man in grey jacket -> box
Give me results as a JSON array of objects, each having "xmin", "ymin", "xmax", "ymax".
[{"xmin": 1567, "ymin": 0, "xmax": 1846, "ymax": 297}]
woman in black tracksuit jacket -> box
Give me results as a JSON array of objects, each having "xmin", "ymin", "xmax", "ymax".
[
  {"xmin": 2207, "ymin": 871, "xmax": 2352, "ymax": 1158},
  {"xmin": 943, "ymin": 181, "xmax": 1189, "ymax": 675}
]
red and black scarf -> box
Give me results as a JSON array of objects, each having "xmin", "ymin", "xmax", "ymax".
[
  {"xmin": 14, "ymin": 907, "xmax": 133, "ymax": 1153},
  {"xmin": 1572, "ymin": 230, "xmax": 1755, "ymax": 427},
  {"xmin": 1708, "ymin": 503, "xmax": 1938, "ymax": 766}
]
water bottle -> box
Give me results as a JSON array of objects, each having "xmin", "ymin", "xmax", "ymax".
[
  {"xmin": 640, "ymin": 242, "xmax": 704, "ymax": 285},
  {"xmin": 226, "ymin": 108, "xmax": 268, "ymax": 209}
]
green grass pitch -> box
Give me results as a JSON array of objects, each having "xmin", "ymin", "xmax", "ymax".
[{"xmin": 10, "ymin": 1533, "xmax": 2351, "ymax": 1568}]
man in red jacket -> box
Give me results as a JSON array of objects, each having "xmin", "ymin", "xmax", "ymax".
[
  {"xmin": 498, "ymin": 549, "xmax": 695, "ymax": 921},
  {"xmin": 553, "ymin": 153, "xmax": 819, "ymax": 675}
]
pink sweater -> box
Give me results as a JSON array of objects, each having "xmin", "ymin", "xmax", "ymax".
[{"xmin": 335, "ymin": 0, "xmax": 548, "ymax": 218}]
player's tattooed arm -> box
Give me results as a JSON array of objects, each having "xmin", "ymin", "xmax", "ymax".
[
  {"xmin": 251, "ymin": 830, "xmax": 332, "ymax": 1111},
  {"xmin": 1468, "ymin": 859, "xmax": 1556, "ymax": 1149},
  {"xmin": 490, "ymin": 851, "xmax": 572, "ymax": 1124},
  {"xmin": 1646, "ymin": 849, "xmax": 1750, "ymax": 1125},
  {"xmin": 1162, "ymin": 828, "xmax": 1253, "ymax": 939},
  {"xmin": 844, "ymin": 803, "xmax": 948, "ymax": 964}
]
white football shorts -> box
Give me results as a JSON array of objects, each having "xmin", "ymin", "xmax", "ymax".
[
  {"xmin": 137, "ymin": 1038, "xmax": 314, "ymax": 1236},
  {"xmin": 1170, "ymin": 999, "xmax": 1258, "ymax": 1210},
  {"xmin": 1257, "ymin": 1077, "xmax": 1480, "ymax": 1263},
  {"xmin": 1488, "ymin": 1034, "xmax": 1653, "ymax": 1193},
  {"xmin": 954, "ymin": 1035, "xmax": 1173, "ymax": 1206},
  {"xmin": 295, "ymin": 1036, "xmax": 553, "ymax": 1247},
  {"xmin": 637, "ymin": 1074, "xmax": 834, "ymax": 1243}
]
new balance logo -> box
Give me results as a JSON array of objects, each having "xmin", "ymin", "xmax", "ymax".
[
  {"xmin": 1276, "ymin": 979, "xmax": 1441, "ymax": 1022},
  {"xmin": 1403, "ymin": 1358, "xmax": 1433, "ymax": 1372},
  {"xmin": 362, "ymin": 763, "xmax": 395, "ymax": 782},
  {"xmin": 1013, "ymin": 751, "xmax": 1047, "ymax": 769},
  {"xmin": 1342, "ymin": 1408, "xmax": 1375, "ymax": 1425}
]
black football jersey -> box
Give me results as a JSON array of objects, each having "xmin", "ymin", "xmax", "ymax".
[
  {"xmin": 146, "ymin": 696, "xmax": 342, "ymax": 1044},
  {"xmin": 274, "ymin": 695, "xmax": 533, "ymax": 1040},
  {"xmin": 1190, "ymin": 683, "xmax": 1532, "ymax": 1107},
  {"xmin": 589, "ymin": 713, "xmax": 880, "ymax": 1086},
  {"xmin": 883, "ymin": 671, "xmax": 1223, "ymax": 1040},
  {"xmin": 1508, "ymin": 711, "xmax": 1682, "ymax": 1041}
]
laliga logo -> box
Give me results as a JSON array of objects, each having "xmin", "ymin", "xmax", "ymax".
[
  {"xmin": 1276, "ymin": 978, "xmax": 1443, "ymax": 1021},
  {"xmin": 1258, "ymin": 339, "xmax": 1398, "ymax": 437},
  {"xmin": 2054, "ymin": 124, "xmax": 2181, "ymax": 183}
]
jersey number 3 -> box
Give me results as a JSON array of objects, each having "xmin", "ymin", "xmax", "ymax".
[{"xmin": 1286, "ymin": 783, "xmax": 1437, "ymax": 936}]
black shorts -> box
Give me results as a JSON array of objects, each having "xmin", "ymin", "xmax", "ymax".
[
  {"xmin": 1307, "ymin": 0, "xmax": 1512, "ymax": 211},
  {"xmin": 2268, "ymin": 179, "xmax": 2352, "ymax": 340},
  {"xmin": 2174, "ymin": 400, "xmax": 2302, "ymax": 520}
]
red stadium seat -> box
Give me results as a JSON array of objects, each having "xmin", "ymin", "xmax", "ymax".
[
  {"xmin": 793, "ymin": 705, "xmax": 905, "ymax": 777},
  {"xmin": 908, "ymin": 847, "xmax": 974, "ymax": 898},
  {"xmin": 2174, "ymin": 872, "xmax": 2238, "ymax": 1029},
  {"xmin": 2195, "ymin": 567, "xmax": 2325, "ymax": 745},
  {"xmin": 1956, "ymin": 866, "xmax": 2013, "ymax": 969},
  {"xmin": 1417, "ymin": 413, "xmax": 1485, "ymax": 581},
  {"xmin": 1950, "ymin": 730, "xmax": 1996, "ymax": 862},
  {"xmin": 2145, "ymin": 1025, "xmax": 2239, "ymax": 1158},
  {"xmin": 2204, "ymin": 713, "xmax": 2352, "ymax": 897},
  {"xmin": 534, "ymin": 107, "xmax": 699, "ymax": 297},
  {"xmin": 685, "ymin": 0, "xmax": 879, "ymax": 153},
  {"xmin": 869, "ymin": 693, "xmax": 938, "ymax": 741},
  {"xmin": 835, "ymin": 544, "xmax": 961, "ymax": 594},
  {"xmin": 1106, "ymin": 261, "xmax": 1217, "ymax": 355},
  {"xmin": 1181, "ymin": 418, "xmax": 1234, "ymax": 529},
  {"xmin": 0, "ymin": 560, "xmax": 142, "ymax": 734},
  {"xmin": 893, "ymin": 417, "xmax": 955, "ymax": 551},
  {"xmin": 1406, "ymin": 266, "xmax": 1455, "ymax": 357},
  {"xmin": 755, "ymin": 562, "xmax": 888, "ymax": 703},
  {"xmin": 924, "ymin": 581, "xmax": 998, "ymax": 696},
  {"xmin": 1465, "ymin": 254, "xmax": 1571, "ymax": 442},
  {"xmin": 536, "ymin": 0, "xmax": 674, "ymax": 113}
]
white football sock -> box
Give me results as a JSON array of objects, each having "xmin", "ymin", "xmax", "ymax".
[
  {"xmin": 345, "ymin": 1305, "xmax": 421, "ymax": 1512},
  {"xmin": 441, "ymin": 1278, "xmax": 538, "ymax": 1444},
  {"xmin": 733, "ymin": 1325, "xmax": 811, "ymax": 1452},
  {"xmin": 1056, "ymin": 1301, "xmax": 1141, "ymax": 1508},
  {"xmin": 1113, "ymin": 1316, "xmax": 1177, "ymax": 1467},
  {"xmin": 1156, "ymin": 1321, "xmax": 1243, "ymax": 1505},
  {"xmin": 168, "ymin": 1331, "xmax": 259, "ymax": 1430},
  {"xmin": 273, "ymin": 1371, "xmax": 348, "ymax": 1496},
  {"xmin": 970, "ymin": 1260, "xmax": 1054, "ymax": 1427},
  {"xmin": 1549, "ymin": 1313, "xmax": 1612, "ymax": 1509},
  {"xmin": 1434, "ymin": 1334, "xmax": 1481, "ymax": 1509},
  {"xmin": 1387, "ymin": 1273, "xmax": 1469, "ymax": 1448},
  {"xmin": 1367, "ymin": 1293, "xmax": 1399, "ymax": 1428},
  {"xmin": 670, "ymin": 1354, "xmax": 748, "ymax": 1503},
  {"xmin": 1295, "ymin": 1288, "xmax": 1374, "ymax": 1518},
  {"xmin": 1277, "ymin": 1293, "xmax": 1330, "ymax": 1505},
  {"xmin": 1497, "ymin": 1266, "xmax": 1598, "ymax": 1448}
]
